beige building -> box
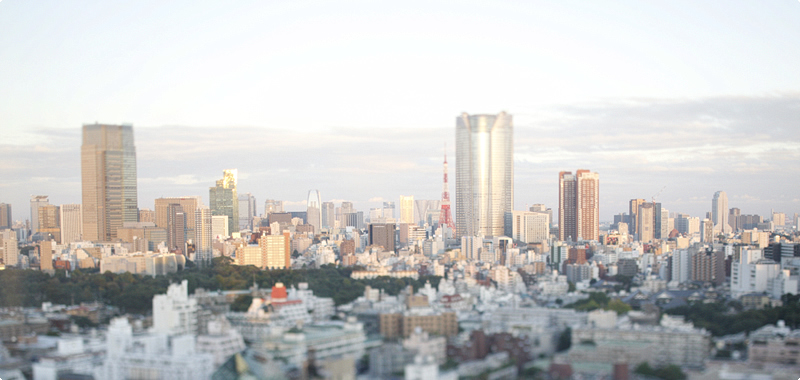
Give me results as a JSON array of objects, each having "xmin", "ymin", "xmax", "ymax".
[
  {"xmin": 637, "ymin": 202, "xmax": 655, "ymax": 243},
  {"xmin": 379, "ymin": 311, "xmax": 458, "ymax": 338},
  {"xmin": 39, "ymin": 240, "xmax": 53, "ymax": 272},
  {"xmin": 399, "ymin": 195, "xmax": 415, "ymax": 224},
  {"xmin": 37, "ymin": 204, "xmax": 61, "ymax": 243},
  {"xmin": 154, "ymin": 197, "xmax": 200, "ymax": 242},
  {"xmin": 81, "ymin": 124, "xmax": 138, "ymax": 241},
  {"xmin": 59, "ymin": 204, "xmax": 82, "ymax": 244},
  {"xmin": 138, "ymin": 208, "xmax": 155, "ymax": 223}
]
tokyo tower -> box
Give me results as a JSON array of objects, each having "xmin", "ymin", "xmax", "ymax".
[{"xmin": 439, "ymin": 150, "xmax": 455, "ymax": 229}]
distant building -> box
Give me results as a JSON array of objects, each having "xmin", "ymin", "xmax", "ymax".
[
  {"xmin": 306, "ymin": 190, "xmax": 321, "ymax": 235},
  {"xmin": 37, "ymin": 204, "xmax": 61, "ymax": 243},
  {"xmin": 559, "ymin": 170, "xmax": 599, "ymax": 241},
  {"xmin": 209, "ymin": 169, "xmax": 238, "ymax": 235},
  {"xmin": 369, "ymin": 223, "xmax": 396, "ymax": 252},
  {"xmin": 81, "ymin": 124, "xmax": 138, "ymax": 242},
  {"xmin": 712, "ymin": 191, "xmax": 731, "ymax": 235},
  {"xmin": 505, "ymin": 210, "xmax": 549, "ymax": 243},
  {"xmin": 238, "ymin": 192, "xmax": 256, "ymax": 231},
  {"xmin": 152, "ymin": 280, "xmax": 198, "ymax": 336},
  {"xmin": 0, "ymin": 203, "xmax": 11, "ymax": 229},
  {"xmin": 59, "ymin": 204, "xmax": 82, "ymax": 244}
]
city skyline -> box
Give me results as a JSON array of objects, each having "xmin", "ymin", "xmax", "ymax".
[{"xmin": 1, "ymin": 1, "xmax": 799, "ymax": 223}]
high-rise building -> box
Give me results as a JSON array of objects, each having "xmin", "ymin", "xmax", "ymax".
[
  {"xmin": 559, "ymin": 170, "xmax": 599, "ymax": 241},
  {"xmin": 37, "ymin": 204, "xmax": 61, "ymax": 243},
  {"xmin": 712, "ymin": 191, "xmax": 730, "ymax": 235},
  {"xmin": 455, "ymin": 112, "xmax": 513, "ymax": 238},
  {"xmin": 238, "ymin": 193, "xmax": 256, "ymax": 231},
  {"xmin": 628, "ymin": 199, "xmax": 646, "ymax": 238},
  {"xmin": 637, "ymin": 202, "xmax": 655, "ymax": 243},
  {"xmin": 155, "ymin": 197, "xmax": 200, "ymax": 244},
  {"xmin": 0, "ymin": 203, "xmax": 11, "ymax": 229},
  {"xmin": 558, "ymin": 172, "xmax": 577, "ymax": 241},
  {"xmin": 166, "ymin": 204, "xmax": 186, "ymax": 254},
  {"xmin": 81, "ymin": 124, "xmax": 138, "ymax": 242},
  {"xmin": 307, "ymin": 190, "xmax": 321, "ymax": 234},
  {"xmin": 654, "ymin": 204, "xmax": 669, "ymax": 240},
  {"xmin": 322, "ymin": 201, "xmax": 335, "ymax": 229},
  {"xmin": 30, "ymin": 195, "xmax": 49, "ymax": 236},
  {"xmin": 59, "ymin": 204, "xmax": 82, "ymax": 244},
  {"xmin": 369, "ymin": 223, "xmax": 396, "ymax": 252},
  {"xmin": 729, "ymin": 207, "xmax": 741, "ymax": 232},
  {"xmin": 195, "ymin": 207, "xmax": 213, "ymax": 265},
  {"xmin": 2, "ymin": 232, "xmax": 19, "ymax": 267},
  {"xmin": 399, "ymin": 196, "xmax": 415, "ymax": 225},
  {"xmin": 39, "ymin": 240, "xmax": 53, "ymax": 272},
  {"xmin": 209, "ymin": 169, "xmax": 238, "ymax": 235},
  {"xmin": 260, "ymin": 232, "xmax": 290, "ymax": 269}
]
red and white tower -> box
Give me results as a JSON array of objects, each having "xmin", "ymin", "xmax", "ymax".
[{"xmin": 439, "ymin": 151, "xmax": 455, "ymax": 229}]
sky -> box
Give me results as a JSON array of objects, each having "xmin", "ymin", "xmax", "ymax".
[{"xmin": 1, "ymin": 0, "xmax": 799, "ymax": 222}]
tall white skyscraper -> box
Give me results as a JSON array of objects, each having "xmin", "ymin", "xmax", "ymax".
[
  {"xmin": 455, "ymin": 112, "xmax": 513, "ymax": 238},
  {"xmin": 712, "ymin": 191, "xmax": 730, "ymax": 235},
  {"xmin": 59, "ymin": 204, "xmax": 83, "ymax": 244},
  {"xmin": 306, "ymin": 190, "xmax": 321, "ymax": 234}
]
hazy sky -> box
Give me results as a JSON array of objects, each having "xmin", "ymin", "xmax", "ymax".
[{"xmin": 2, "ymin": 1, "xmax": 799, "ymax": 222}]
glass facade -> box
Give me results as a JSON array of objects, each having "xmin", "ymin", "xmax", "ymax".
[{"xmin": 455, "ymin": 112, "xmax": 513, "ymax": 238}]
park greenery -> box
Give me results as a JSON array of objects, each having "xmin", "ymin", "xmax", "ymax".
[
  {"xmin": 563, "ymin": 292, "xmax": 632, "ymax": 315},
  {"xmin": 0, "ymin": 257, "xmax": 441, "ymax": 314},
  {"xmin": 634, "ymin": 362, "xmax": 686, "ymax": 380},
  {"xmin": 665, "ymin": 294, "xmax": 800, "ymax": 336}
]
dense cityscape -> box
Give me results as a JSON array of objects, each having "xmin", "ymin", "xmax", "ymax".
[
  {"xmin": 0, "ymin": 115, "xmax": 798, "ymax": 380},
  {"xmin": 3, "ymin": 1, "xmax": 800, "ymax": 379}
]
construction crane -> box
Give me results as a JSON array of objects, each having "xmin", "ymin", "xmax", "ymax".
[{"xmin": 651, "ymin": 185, "xmax": 666, "ymax": 204}]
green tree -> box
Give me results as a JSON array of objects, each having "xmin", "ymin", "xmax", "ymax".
[{"xmin": 556, "ymin": 327, "xmax": 571, "ymax": 352}]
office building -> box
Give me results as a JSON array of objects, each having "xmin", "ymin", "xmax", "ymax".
[
  {"xmin": 455, "ymin": 112, "xmax": 513, "ymax": 238},
  {"xmin": 154, "ymin": 197, "xmax": 200, "ymax": 244},
  {"xmin": 260, "ymin": 232, "xmax": 290, "ymax": 269},
  {"xmin": 369, "ymin": 223, "xmax": 396, "ymax": 252},
  {"xmin": 238, "ymin": 193, "xmax": 256, "ymax": 231},
  {"xmin": 166, "ymin": 204, "xmax": 186, "ymax": 254},
  {"xmin": 504, "ymin": 211, "xmax": 549, "ymax": 244},
  {"xmin": 39, "ymin": 240, "xmax": 53, "ymax": 272},
  {"xmin": 729, "ymin": 207, "xmax": 741, "ymax": 232},
  {"xmin": 0, "ymin": 203, "xmax": 11, "ymax": 229},
  {"xmin": 322, "ymin": 201, "xmax": 335, "ymax": 228},
  {"xmin": 399, "ymin": 196, "xmax": 415, "ymax": 224},
  {"xmin": 209, "ymin": 169, "xmax": 238, "ymax": 234},
  {"xmin": 628, "ymin": 199, "xmax": 646, "ymax": 238},
  {"xmin": 2, "ymin": 232, "xmax": 19, "ymax": 267},
  {"xmin": 195, "ymin": 207, "xmax": 213, "ymax": 265},
  {"xmin": 211, "ymin": 215, "xmax": 229, "ymax": 239},
  {"xmin": 138, "ymin": 208, "xmax": 155, "ymax": 223},
  {"xmin": 30, "ymin": 195, "xmax": 50, "ymax": 236},
  {"xmin": 559, "ymin": 170, "xmax": 600, "ymax": 241},
  {"xmin": 59, "ymin": 204, "xmax": 82, "ymax": 244},
  {"xmin": 37, "ymin": 204, "xmax": 61, "ymax": 243},
  {"xmin": 307, "ymin": 190, "xmax": 321, "ymax": 234},
  {"xmin": 637, "ymin": 202, "xmax": 655, "ymax": 243},
  {"xmin": 264, "ymin": 199, "xmax": 283, "ymax": 216},
  {"xmin": 81, "ymin": 124, "xmax": 138, "ymax": 242},
  {"xmin": 654, "ymin": 204, "xmax": 668, "ymax": 240},
  {"xmin": 712, "ymin": 191, "xmax": 730, "ymax": 235}
]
